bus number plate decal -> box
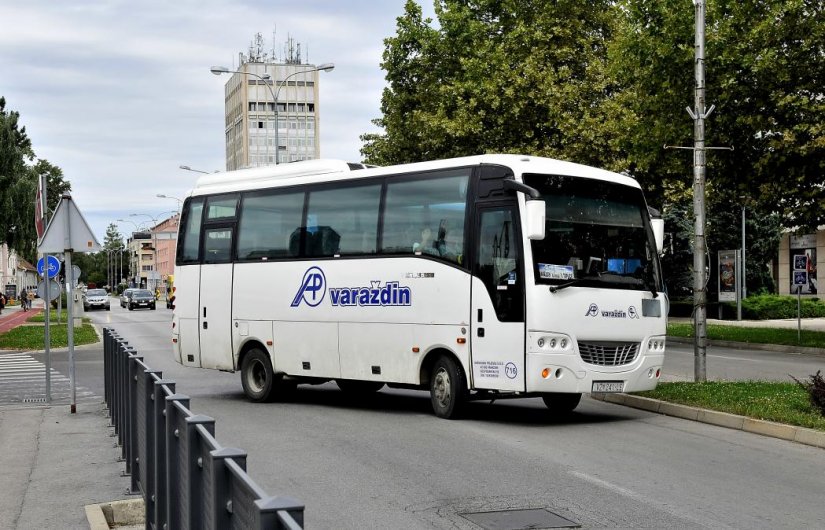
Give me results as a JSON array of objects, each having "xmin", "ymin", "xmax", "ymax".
[{"xmin": 592, "ymin": 381, "xmax": 624, "ymax": 393}]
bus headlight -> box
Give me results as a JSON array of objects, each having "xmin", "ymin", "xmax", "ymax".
[
  {"xmin": 647, "ymin": 337, "xmax": 666, "ymax": 352},
  {"xmin": 534, "ymin": 333, "xmax": 573, "ymax": 352}
]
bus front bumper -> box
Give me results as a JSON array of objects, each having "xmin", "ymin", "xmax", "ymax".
[{"xmin": 525, "ymin": 351, "xmax": 665, "ymax": 394}]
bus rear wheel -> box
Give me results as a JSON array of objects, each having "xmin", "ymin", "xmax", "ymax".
[
  {"xmin": 241, "ymin": 348, "xmax": 281, "ymax": 402},
  {"xmin": 430, "ymin": 356, "xmax": 467, "ymax": 419},
  {"xmin": 541, "ymin": 393, "xmax": 582, "ymax": 414}
]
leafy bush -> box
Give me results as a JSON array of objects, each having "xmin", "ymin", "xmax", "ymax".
[
  {"xmin": 790, "ymin": 371, "xmax": 825, "ymax": 418},
  {"xmin": 741, "ymin": 294, "xmax": 825, "ymax": 319}
]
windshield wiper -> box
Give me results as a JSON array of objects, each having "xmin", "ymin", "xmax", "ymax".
[{"xmin": 548, "ymin": 278, "xmax": 587, "ymax": 293}]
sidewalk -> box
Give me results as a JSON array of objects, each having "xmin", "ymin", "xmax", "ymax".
[
  {"xmin": 0, "ymin": 301, "xmax": 132, "ymax": 529},
  {"xmin": 0, "ymin": 301, "xmax": 43, "ymax": 334}
]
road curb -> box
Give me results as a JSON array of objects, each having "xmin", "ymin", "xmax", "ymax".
[{"xmin": 591, "ymin": 393, "xmax": 825, "ymax": 450}]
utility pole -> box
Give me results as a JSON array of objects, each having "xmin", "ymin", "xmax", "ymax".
[
  {"xmin": 691, "ymin": 0, "xmax": 709, "ymax": 382},
  {"xmin": 666, "ymin": 1, "xmax": 732, "ymax": 381}
]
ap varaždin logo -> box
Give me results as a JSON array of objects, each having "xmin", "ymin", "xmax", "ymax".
[
  {"xmin": 291, "ymin": 267, "xmax": 413, "ymax": 308},
  {"xmin": 291, "ymin": 266, "xmax": 327, "ymax": 307}
]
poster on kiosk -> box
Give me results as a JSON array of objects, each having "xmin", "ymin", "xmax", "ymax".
[{"xmin": 718, "ymin": 249, "xmax": 739, "ymax": 303}]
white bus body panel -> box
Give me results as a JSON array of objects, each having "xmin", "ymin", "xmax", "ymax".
[
  {"xmin": 232, "ymin": 259, "xmax": 471, "ymax": 384},
  {"xmin": 198, "ymin": 264, "xmax": 234, "ymax": 371},
  {"xmin": 469, "ymin": 276, "xmax": 525, "ymax": 391},
  {"xmin": 173, "ymin": 265, "xmax": 200, "ymax": 366},
  {"xmin": 524, "ymin": 287, "xmax": 667, "ymax": 394}
]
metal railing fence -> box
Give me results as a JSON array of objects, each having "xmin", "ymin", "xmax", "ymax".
[{"xmin": 104, "ymin": 327, "xmax": 304, "ymax": 529}]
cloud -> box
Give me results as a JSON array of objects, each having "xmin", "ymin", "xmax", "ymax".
[{"xmin": 0, "ymin": 0, "xmax": 430, "ymax": 239}]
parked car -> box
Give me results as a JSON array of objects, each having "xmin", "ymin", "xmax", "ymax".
[
  {"xmin": 83, "ymin": 289, "xmax": 110, "ymax": 311},
  {"xmin": 127, "ymin": 289, "xmax": 156, "ymax": 311},
  {"xmin": 120, "ymin": 288, "xmax": 135, "ymax": 308}
]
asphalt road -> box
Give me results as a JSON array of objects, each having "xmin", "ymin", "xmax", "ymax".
[{"xmin": 69, "ymin": 304, "xmax": 825, "ymax": 528}]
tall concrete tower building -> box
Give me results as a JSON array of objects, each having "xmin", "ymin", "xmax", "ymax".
[{"xmin": 219, "ymin": 34, "xmax": 331, "ymax": 170}]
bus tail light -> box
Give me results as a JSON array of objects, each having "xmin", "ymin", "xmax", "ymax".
[
  {"xmin": 456, "ymin": 338, "xmax": 466, "ymax": 344},
  {"xmin": 542, "ymin": 368, "xmax": 550, "ymax": 379}
]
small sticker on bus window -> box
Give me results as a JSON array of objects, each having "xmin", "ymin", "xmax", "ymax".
[
  {"xmin": 508, "ymin": 271, "xmax": 516, "ymax": 285},
  {"xmin": 539, "ymin": 264, "xmax": 574, "ymax": 280}
]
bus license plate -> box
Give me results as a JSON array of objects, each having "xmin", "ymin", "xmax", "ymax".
[{"xmin": 592, "ymin": 381, "xmax": 624, "ymax": 393}]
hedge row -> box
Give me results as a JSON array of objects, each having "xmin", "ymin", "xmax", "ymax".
[{"xmin": 669, "ymin": 295, "xmax": 825, "ymax": 320}]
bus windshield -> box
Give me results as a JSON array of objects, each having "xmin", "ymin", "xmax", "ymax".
[{"xmin": 523, "ymin": 173, "xmax": 661, "ymax": 291}]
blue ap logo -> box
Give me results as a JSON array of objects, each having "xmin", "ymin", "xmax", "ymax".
[{"xmin": 291, "ymin": 267, "xmax": 327, "ymax": 307}]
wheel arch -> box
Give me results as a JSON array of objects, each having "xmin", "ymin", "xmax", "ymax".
[
  {"xmin": 236, "ymin": 339, "xmax": 271, "ymax": 373},
  {"xmin": 419, "ymin": 347, "xmax": 466, "ymax": 387}
]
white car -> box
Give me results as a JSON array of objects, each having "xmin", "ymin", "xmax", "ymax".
[{"xmin": 83, "ymin": 288, "xmax": 111, "ymax": 311}]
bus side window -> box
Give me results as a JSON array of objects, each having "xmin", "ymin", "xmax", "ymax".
[{"xmin": 179, "ymin": 198, "xmax": 204, "ymax": 264}]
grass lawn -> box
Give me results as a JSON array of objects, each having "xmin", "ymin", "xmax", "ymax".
[
  {"xmin": 668, "ymin": 322, "xmax": 825, "ymax": 349},
  {"xmin": 0, "ymin": 323, "xmax": 99, "ymax": 350},
  {"xmin": 27, "ymin": 313, "xmax": 92, "ymax": 324},
  {"xmin": 637, "ymin": 381, "xmax": 825, "ymax": 432}
]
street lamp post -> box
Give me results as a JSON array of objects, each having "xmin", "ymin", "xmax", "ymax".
[
  {"xmin": 117, "ymin": 218, "xmax": 140, "ymax": 286},
  {"xmin": 179, "ymin": 165, "xmax": 211, "ymax": 174},
  {"xmin": 130, "ymin": 213, "xmax": 160, "ymax": 291},
  {"xmin": 210, "ymin": 62, "xmax": 334, "ymax": 165}
]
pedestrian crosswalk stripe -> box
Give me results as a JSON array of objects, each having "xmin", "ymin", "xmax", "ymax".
[{"xmin": 0, "ymin": 352, "xmax": 99, "ymax": 405}]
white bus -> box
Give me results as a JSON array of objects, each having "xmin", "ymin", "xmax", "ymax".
[{"xmin": 172, "ymin": 155, "xmax": 667, "ymax": 418}]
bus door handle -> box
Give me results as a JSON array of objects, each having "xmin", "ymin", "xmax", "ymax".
[
  {"xmin": 202, "ymin": 307, "xmax": 207, "ymax": 329},
  {"xmin": 477, "ymin": 327, "xmax": 485, "ymax": 338}
]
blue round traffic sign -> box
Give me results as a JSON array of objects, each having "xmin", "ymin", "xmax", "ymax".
[{"xmin": 37, "ymin": 255, "xmax": 61, "ymax": 279}]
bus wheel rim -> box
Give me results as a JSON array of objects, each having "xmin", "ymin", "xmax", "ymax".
[
  {"xmin": 248, "ymin": 359, "xmax": 267, "ymax": 392},
  {"xmin": 434, "ymin": 367, "xmax": 451, "ymax": 408}
]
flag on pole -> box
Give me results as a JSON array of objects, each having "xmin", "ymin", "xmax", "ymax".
[{"xmin": 35, "ymin": 177, "xmax": 45, "ymax": 239}]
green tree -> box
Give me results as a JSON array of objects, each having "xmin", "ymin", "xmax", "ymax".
[
  {"xmin": 0, "ymin": 98, "xmax": 72, "ymax": 263},
  {"xmin": 610, "ymin": 0, "xmax": 825, "ymax": 230},
  {"xmin": 0, "ymin": 96, "xmax": 34, "ymax": 249},
  {"xmin": 361, "ymin": 0, "xmax": 629, "ymax": 170}
]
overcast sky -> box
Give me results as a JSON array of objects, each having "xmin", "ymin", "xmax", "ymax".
[{"xmin": 1, "ymin": 0, "xmax": 436, "ymax": 241}]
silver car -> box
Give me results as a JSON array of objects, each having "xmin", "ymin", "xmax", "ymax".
[
  {"xmin": 120, "ymin": 288, "xmax": 136, "ymax": 308},
  {"xmin": 83, "ymin": 288, "xmax": 110, "ymax": 311}
]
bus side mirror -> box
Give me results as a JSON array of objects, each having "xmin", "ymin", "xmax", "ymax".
[
  {"xmin": 651, "ymin": 217, "xmax": 664, "ymax": 255},
  {"xmin": 525, "ymin": 200, "xmax": 546, "ymax": 240}
]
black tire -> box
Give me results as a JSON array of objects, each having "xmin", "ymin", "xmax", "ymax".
[
  {"xmin": 430, "ymin": 356, "xmax": 467, "ymax": 419},
  {"xmin": 83, "ymin": 305, "xmax": 89, "ymax": 311},
  {"xmin": 128, "ymin": 304, "xmax": 133, "ymax": 311},
  {"xmin": 240, "ymin": 348, "xmax": 295, "ymax": 402},
  {"xmin": 150, "ymin": 304, "xmax": 156, "ymax": 310},
  {"xmin": 106, "ymin": 306, "xmax": 110, "ymax": 311},
  {"xmin": 336, "ymin": 379, "xmax": 384, "ymax": 395},
  {"xmin": 241, "ymin": 349, "xmax": 276, "ymax": 402},
  {"xmin": 541, "ymin": 393, "xmax": 582, "ymax": 414}
]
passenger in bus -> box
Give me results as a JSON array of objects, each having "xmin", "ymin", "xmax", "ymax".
[
  {"xmin": 413, "ymin": 227, "xmax": 437, "ymax": 256},
  {"xmin": 414, "ymin": 224, "xmax": 456, "ymax": 260}
]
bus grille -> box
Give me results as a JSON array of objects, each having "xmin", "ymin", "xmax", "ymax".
[{"xmin": 578, "ymin": 342, "xmax": 639, "ymax": 366}]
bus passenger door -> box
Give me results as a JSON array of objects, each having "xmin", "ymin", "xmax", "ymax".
[
  {"xmin": 471, "ymin": 205, "xmax": 525, "ymax": 391},
  {"xmin": 198, "ymin": 225, "xmax": 235, "ymax": 371}
]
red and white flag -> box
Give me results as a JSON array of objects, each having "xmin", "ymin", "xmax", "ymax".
[{"xmin": 35, "ymin": 178, "xmax": 45, "ymax": 239}]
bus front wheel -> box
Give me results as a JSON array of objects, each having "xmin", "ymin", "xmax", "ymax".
[
  {"xmin": 430, "ymin": 356, "xmax": 467, "ymax": 419},
  {"xmin": 241, "ymin": 349, "xmax": 278, "ymax": 402},
  {"xmin": 541, "ymin": 393, "xmax": 582, "ymax": 414}
]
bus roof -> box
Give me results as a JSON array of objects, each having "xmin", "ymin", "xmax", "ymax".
[{"xmin": 189, "ymin": 154, "xmax": 639, "ymax": 197}]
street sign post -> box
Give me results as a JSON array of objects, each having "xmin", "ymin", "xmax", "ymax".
[
  {"xmin": 37, "ymin": 255, "xmax": 61, "ymax": 279},
  {"xmin": 37, "ymin": 194, "xmax": 101, "ymax": 414},
  {"xmin": 37, "ymin": 279, "xmax": 61, "ymax": 302}
]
